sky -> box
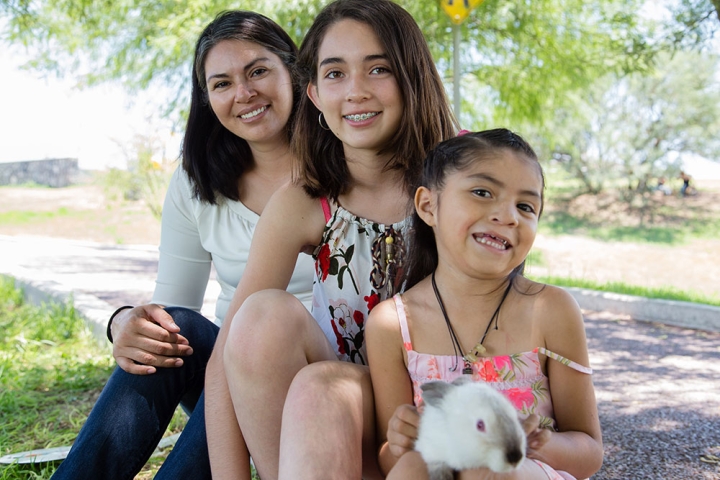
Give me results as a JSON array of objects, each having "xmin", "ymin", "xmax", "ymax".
[{"xmin": 0, "ymin": 44, "xmax": 180, "ymax": 170}]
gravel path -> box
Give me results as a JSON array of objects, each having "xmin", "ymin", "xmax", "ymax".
[{"xmin": 585, "ymin": 310, "xmax": 720, "ymax": 479}]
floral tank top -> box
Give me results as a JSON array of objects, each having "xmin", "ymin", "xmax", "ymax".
[
  {"xmin": 393, "ymin": 295, "xmax": 592, "ymax": 430},
  {"xmin": 312, "ymin": 198, "xmax": 410, "ymax": 365}
]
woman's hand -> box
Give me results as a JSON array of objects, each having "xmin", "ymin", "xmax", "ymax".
[
  {"xmin": 111, "ymin": 304, "xmax": 193, "ymax": 375},
  {"xmin": 386, "ymin": 404, "xmax": 421, "ymax": 458}
]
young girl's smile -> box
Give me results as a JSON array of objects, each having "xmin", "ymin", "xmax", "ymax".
[
  {"xmin": 308, "ymin": 19, "xmax": 403, "ymax": 159},
  {"xmin": 418, "ymin": 150, "xmax": 543, "ymax": 280}
]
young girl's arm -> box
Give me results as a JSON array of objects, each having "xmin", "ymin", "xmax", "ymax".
[
  {"xmin": 204, "ymin": 182, "xmax": 325, "ymax": 478},
  {"xmin": 366, "ymin": 298, "xmax": 419, "ymax": 476},
  {"xmin": 530, "ymin": 285, "xmax": 604, "ymax": 478}
]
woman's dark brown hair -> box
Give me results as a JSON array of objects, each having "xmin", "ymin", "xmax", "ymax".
[{"xmin": 182, "ymin": 10, "xmax": 299, "ymax": 204}]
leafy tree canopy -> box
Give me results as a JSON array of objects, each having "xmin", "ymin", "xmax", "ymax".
[{"xmin": 0, "ymin": 0, "xmax": 673, "ymax": 126}]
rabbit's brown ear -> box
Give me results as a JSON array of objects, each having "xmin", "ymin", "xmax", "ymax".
[{"xmin": 420, "ymin": 381, "xmax": 453, "ymax": 407}]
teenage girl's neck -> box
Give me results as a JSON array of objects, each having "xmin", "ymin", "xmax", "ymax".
[{"xmin": 340, "ymin": 151, "xmax": 409, "ymax": 224}]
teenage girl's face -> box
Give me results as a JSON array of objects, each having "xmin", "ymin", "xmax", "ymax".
[
  {"xmin": 307, "ymin": 19, "xmax": 403, "ymax": 159},
  {"xmin": 416, "ymin": 150, "xmax": 543, "ymax": 280},
  {"xmin": 205, "ymin": 39, "xmax": 293, "ymax": 150}
]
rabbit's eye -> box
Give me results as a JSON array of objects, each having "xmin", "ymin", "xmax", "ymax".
[{"xmin": 476, "ymin": 420, "xmax": 485, "ymax": 432}]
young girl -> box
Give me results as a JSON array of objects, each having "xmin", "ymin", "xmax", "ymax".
[
  {"xmin": 367, "ymin": 129, "xmax": 603, "ymax": 480},
  {"xmin": 203, "ymin": 1, "xmax": 456, "ymax": 479}
]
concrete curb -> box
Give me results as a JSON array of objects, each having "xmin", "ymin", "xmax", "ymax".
[{"xmin": 566, "ymin": 287, "xmax": 720, "ymax": 333}]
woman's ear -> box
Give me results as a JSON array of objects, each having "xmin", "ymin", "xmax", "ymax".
[
  {"xmin": 415, "ymin": 186, "xmax": 437, "ymax": 227},
  {"xmin": 306, "ymin": 82, "xmax": 322, "ymax": 111}
]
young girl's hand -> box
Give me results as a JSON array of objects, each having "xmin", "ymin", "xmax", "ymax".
[
  {"xmin": 522, "ymin": 413, "xmax": 552, "ymax": 459},
  {"xmin": 386, "ymin": 403, "xmax": 421, "ymax": 458}
]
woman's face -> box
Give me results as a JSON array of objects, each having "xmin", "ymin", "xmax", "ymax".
[{"xmin": 204, "ymin": 39, "xmax": 293, "ymax": 150}]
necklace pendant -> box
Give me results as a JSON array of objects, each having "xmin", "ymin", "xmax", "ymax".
[{"xmin": 462, "ymin": 360, "xmax": 473, "ymax": 375}]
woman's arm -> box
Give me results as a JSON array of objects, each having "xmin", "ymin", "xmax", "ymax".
[
  {"xmin": 530, "ymin": 286, "xmax": 603, "ymax": 478},
  {"xmin": 366, "ymin": 297, "xmax": 419, "ymax": 476},
  {"xmin": 205, "ymin": 183, "xmax": 325, "ymax": 479},
  {"xmin": 112, "ymin": 168, "xmax": 209, "ymax": 374}
]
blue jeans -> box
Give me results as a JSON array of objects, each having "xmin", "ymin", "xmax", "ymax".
[{"xmin": 51, "ymin": 307, "xmax": 219, "ymax": 480}]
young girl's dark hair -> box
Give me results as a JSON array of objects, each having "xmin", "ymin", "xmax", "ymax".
[
  {"xmin": 404, "ymin": 128, "xmax": 545, "ymax": 290},
  {"xmin": 293, "ymin": 0, "xmax": 457, "ymax": 200},
  {"xmin": 182, "ymin": 10, "xmax": 300, "ymax": 204}
]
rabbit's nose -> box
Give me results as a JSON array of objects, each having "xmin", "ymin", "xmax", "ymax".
[{"xmin": 506, "ymin": 447, "xmax": 523, "ymax": 466}]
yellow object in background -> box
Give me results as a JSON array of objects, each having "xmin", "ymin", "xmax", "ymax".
[{"xmin": 441, "ymin": 0, "xmax": 485, "ymax": 25}]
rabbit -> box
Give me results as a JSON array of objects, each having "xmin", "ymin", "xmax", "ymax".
[{"xmin": 414, "ymin": 377, "xmax": 526, "ymax": 480}]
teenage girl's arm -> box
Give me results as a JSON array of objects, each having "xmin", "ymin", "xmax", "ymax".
[
  {"xmin": 366, "ymin": 297, "xmax": 420, "ymax": 476},
  {"xmin": 527, "ymin": 285, "xmax": 603, "ymax": 478},
  {"xmin": 204, "ymin": 182, "xmax": 325, "ymax": 479}
]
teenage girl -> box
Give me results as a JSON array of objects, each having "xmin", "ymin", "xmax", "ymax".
[
  {"xmin": 367, "ymin": 129, "xmax": 603, "ymax": 480},
  {"xmin": 203, "ymin": 1, "xmax": 457, "ymax": 479}
]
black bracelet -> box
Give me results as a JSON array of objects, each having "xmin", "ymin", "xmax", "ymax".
[{"xmin": 107, "ymin": 305, "xmax": 134, "ymax": 343}]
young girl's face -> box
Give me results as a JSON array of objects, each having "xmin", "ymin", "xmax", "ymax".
[
  {"xmin": 417, "ymin": 150, "xmax": 543, "ymax": 280},
  {"xmin": 307, "ymin": 19, "xmax": 403, "ymax": 159}
]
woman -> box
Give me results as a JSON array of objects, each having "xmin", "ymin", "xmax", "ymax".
[{"xmin": 51, "ymin": 10, "xmax": 313, "ymax": 480}]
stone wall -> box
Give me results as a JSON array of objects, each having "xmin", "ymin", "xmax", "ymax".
[{"xmin": 0, "ymin": 158, "xmax": 79, "ymax": 188}]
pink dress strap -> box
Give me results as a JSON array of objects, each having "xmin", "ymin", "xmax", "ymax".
[
  {"xmin": 537, "ymin": 347, "xmax": 593, "ymax": 375},
  {"xmin": 320, "ymin": 197, "xmax": 332, "ymax": 223},
  {"xmin": 393, "ymin": 295, "xmax": 413, "ymax": 351}
]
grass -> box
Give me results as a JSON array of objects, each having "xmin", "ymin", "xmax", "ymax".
[
  {"xmin": 0, "ymin": 278, "xmax": 187, "ymax": 479},
  {"xmin": 0, "ymin": 208, "xmax": 84, "ymax": 226},
  {"xmin": 539, "ymin": 210, "xmax": 720, "ymax": 245},
  {"xmin": 539, "ymin": 168, "xmax": 720, "ymax": 245},
  {"xmin": 530, "ymin": 274, "xmax": 720, "ymax": 307}
]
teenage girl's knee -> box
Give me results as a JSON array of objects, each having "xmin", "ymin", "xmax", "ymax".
[{"xmin": 224, "ymin": 289, "xmax": 305, "ymax": 367}]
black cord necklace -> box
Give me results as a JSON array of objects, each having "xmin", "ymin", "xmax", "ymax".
[{"xmin": 431, "ymin": 271, "xmax": 513, "ymax": 374}]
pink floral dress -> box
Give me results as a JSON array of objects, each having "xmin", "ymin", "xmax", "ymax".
[
  {"xmin": 393, "ymin": 295, "xmax": 593, "ymax": 480},
  {"xmin": 312, "ymin": 198, "xmax": 409, "ymax": 365}
]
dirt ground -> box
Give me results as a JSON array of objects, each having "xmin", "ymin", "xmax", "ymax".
[{"xmin": 1, "ymin": 180, "xmax": 719, "ymax": 299}]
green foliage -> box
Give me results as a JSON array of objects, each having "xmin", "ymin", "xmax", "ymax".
[
  {"xmin": 1, "ymin": 0, "xmax": 662, "ymax": 127},
  {"xmin": 529, "ymin": 49, "xmax": 720, "ymax": 203},
  {"xmin": 531, "ymin": 274, "xmax": 720, "ymax": 307},
  {"xmin": 102, "ymin": 133, "xmax": 175, "ymax": 220}
]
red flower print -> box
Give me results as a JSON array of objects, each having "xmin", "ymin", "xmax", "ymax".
[
  {"xmin": 504, "ymin": 388, "xmax": 535, "ymax": 411},
  {"xmin": 317, "ymin": 244, "xmax": 331, "ymax": 281},
  {"xmin": 493, "ymin": 355, "xmax": 512, "ymax": 372},
  {"xmin": 476, "ymin": 359, "xmax": 500, "ymax": 382},
  {"xmin": 364, "ymin": 293, "xmax": 380, "ymax": 312},
  {"xmin": 330, "ymin": 319, "xmax": 346, "ymax": 355},
  {"xmin": 353, "ymin": 310, "xmax": 364, "ymax": 327}
]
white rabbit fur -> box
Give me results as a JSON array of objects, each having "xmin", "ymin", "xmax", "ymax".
[{"xmin": 415, "ymin": 376, "xmax": 526, "ymax": 480}]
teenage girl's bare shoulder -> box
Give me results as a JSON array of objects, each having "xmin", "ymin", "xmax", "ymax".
[{"xmin": 261, "ymin": 181, "xmax": 327, "ymax": 248}]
